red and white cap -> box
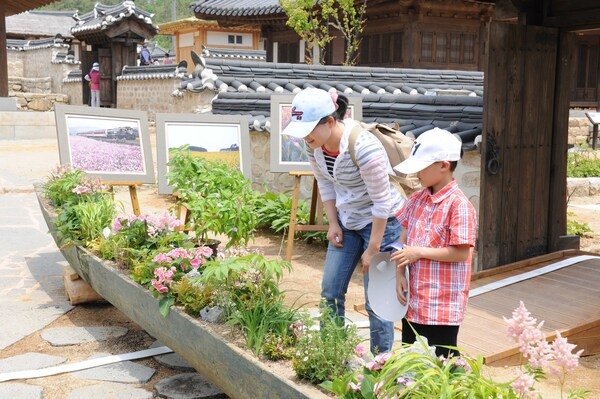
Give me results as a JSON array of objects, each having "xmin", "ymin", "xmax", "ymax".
[{"xmin": 280, "ymin": 88, "xmax": 336, "ymax": 138}]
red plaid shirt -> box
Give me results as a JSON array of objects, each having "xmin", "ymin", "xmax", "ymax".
[{"xmin": 395, "ymin": 179, "xmax": 477, "ymax": 325}]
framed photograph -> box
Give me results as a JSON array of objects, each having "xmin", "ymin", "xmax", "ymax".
[
  {"xmin": 155, "ymin": 113, "xmax": 250, "ymax": 195},
  {"xmin": 54, "ymin": 104, "xmax": 155, "ymax": 184},
  {"xmin": 269, "ymin": 93, "xmax": 363, "ymax": 173}
]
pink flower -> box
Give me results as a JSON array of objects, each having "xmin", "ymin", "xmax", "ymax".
[
  {"xmin": 354, "ymin": 344, "xmax": 367, "ymax": 358},
  {"xmin": 547, "ymin": 331, "xmax": 584, "ymax": 379},
  {"xmin": 511, "ymin": 371, "xmax": 537, "ymax": 399}
]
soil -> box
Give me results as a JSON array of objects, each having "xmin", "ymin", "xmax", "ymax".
[{"xmin": 6, "ymin": 183, "xmax": 600, "ymax": 398}]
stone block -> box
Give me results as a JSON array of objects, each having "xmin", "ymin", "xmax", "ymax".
[
  {"xmin": 0, "ymin": 126, "xmax": 15, "ymax": 139},
  {"xmin": 588, "ymin": 177, "xmax": 600, "ymax": 196},
  {"xmin": 567, "ymin": 178, "xmax": 589, "ymax": 197},
  {"xmin": 14, "ymin": 125, "xmax": 56, "ymax": 140}
]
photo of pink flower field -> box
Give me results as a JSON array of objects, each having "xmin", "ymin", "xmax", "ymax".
[{"xmin": 69, "ymin": 135, "xmax": 144, "ymax": 173}]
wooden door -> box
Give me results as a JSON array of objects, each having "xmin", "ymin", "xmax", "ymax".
[
  {"xmin": 572, "ymin": 36, "xmax": 599, "ymax": 106},
  {"xmin": 479, "ymin": 22, "xmax": 559, "ymax": 269},
  {"xmin": 98, "ymin": 48, "xmax": 113, "ymax": 107}
]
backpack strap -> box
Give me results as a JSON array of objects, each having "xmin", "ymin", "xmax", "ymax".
[{"xmin": 348, "ymin": 124, "xmax": 362, "ymax": 167}]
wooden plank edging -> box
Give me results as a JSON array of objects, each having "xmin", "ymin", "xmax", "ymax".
[{"xmin": 37, "ymin": 193, "xmax": 330, "ymax": 399}]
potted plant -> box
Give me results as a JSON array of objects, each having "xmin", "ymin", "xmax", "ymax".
[{"xmin": 166, "ymin": 146, "xmax": 258, "ymax": 249}]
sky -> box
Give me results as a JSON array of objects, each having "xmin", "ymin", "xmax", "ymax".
[{"xmin": 165, "ymin": 122, "xmax": 240, "ymax": 152}]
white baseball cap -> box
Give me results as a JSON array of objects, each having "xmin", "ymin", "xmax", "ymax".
[
  {"xmin": 92, "ymin": 62, "xmax": 99, "ymax": 70},
  {"xmin": 280, "ymin": 88, "xmax": 336, "ymax": 138},
  {"xmin": 394, "ymin": 127, "xmax": 462, "ymax": 174}
]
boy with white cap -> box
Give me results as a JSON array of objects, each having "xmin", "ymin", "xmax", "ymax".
[
  {"xmin": 391, "ymin": 127, "xmax": 477, "ymax": 357},
  {"xmin": 282, "ymin": 87, "xmax": 405, "ymax": 354}
]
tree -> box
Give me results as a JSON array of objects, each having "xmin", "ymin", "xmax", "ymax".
[
  {"xmin": 280, "ymin": 0, "xmax": 367, "ymax": 66},
  {"xmin": 279, "ymin": 0, "xmax": 334, "ymax": 65},
  {"xmin": 322, "ymin": 0, "xmax": 366, "ymax": 66}
]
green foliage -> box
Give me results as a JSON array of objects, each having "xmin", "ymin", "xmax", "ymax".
[
  {"xmin": 255, "ymin": 190, "xmax": 327, "ymax": 244},
  {"xmin": 280, "ymin": 0, "xmax": 334, "ymax": 64},
  {"xmin": 43, "ymin": 165, "xmax": 115, "ymax": 245},
  {"xmin": 280, "ymin": 0, "xmax": 366, "ymax": 65},
  {"xmin": 72, "ymin": 196, "xmax": 116, "ymax": 245},
  {"xmin": 567, "ymin": 212, "xmax": 593, "ymax": 236},
  {"xmin": 322, "ymin": 337, "xmax": 518, "ymax": 399},
  {"xmin": 198, "ymin": 253, "xmax": 298, "ymax": 355},
  {"xmin": 567, "ymin": 151, "xmax": 600, "ymax": 177},
  {"xmin": 292, "ymin": 305, "xmax": 362, "ymax": 384},
  {"xmin": 172, "ymin": 277, "xmax": 215, "ymax": 316},
  {"xmin": 322, "ymin": 0, "xmax": 367, "ymax": 66},
  {"xmin": 167, "ymin": 146, "xmax": 258, "ymax": 248}
]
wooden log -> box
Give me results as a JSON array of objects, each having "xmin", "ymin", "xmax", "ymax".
[{"xmin": 63, "ymin": 266, "xmax": 104, "ymax": 305}]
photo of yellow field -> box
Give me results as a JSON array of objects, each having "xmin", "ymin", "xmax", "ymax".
[{"xmin": 168, "ymin": 148, "xmax": 240, "ymax": 170}]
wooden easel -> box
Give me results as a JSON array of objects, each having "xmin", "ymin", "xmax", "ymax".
[
  {"xmin": 286, "ymin": 171, "xmax": 328, "ymax": 261},
  {"xmin": 106, "ymin": 181, "xmax": 142, "ymax": 216}
]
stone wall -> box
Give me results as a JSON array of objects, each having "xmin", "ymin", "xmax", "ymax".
[
  {"xmin": 0, "ymin": 111, "xmax": 56, "ymax": 139},
  {"xmin": 7, "ymin": 46, "xmax": 79, "ymax": 94},
  {"xmin": 569, "ymin": 117, "xmax": 592, "ymax": 145},
  {"xmin": 117, "ymin": 78, "xmax": 202, "ymax": 122}
]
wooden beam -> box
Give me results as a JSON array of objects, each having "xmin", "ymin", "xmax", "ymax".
[
  {"xmin": 0, "ymin": 1, "xmax": 7, "ymax": 97},
  {"xmin": 547, "ymin": 30, "xmax": 576, "ymax": 251}
]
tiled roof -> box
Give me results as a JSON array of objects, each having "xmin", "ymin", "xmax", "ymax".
[
  {"xmin": 190, "ymin": 0, "xmax": 284, "ymax": 18},
  {"xmin": 6, "ymin": 10, "xmax": 76, "ymax": 39},
  {"xmin": 201, "ymin": 47, "xmax": 266, "ymax": 61},
  {"xmin": 6, "ymin": 36, "xmax": 69, "ymax": 51},
  {"xmin": 117, "ymin": 64, "xmax": 186, "ymax": 81},
  {"xmin": 174, "ymin": 57, "xmax": 484, "ymax": 148},
  {"xmin": 71, "ymin": 1, "xmax": 158, "ymax": 35}
]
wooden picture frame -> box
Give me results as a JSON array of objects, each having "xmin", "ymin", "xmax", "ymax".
[
  {"xmin": 54, "ymin": 104, "xmax": 155, "ymax": 184},
  {"xmin": 155, "ymin": 113, "xmax": 251, "ymax": 195},
  {"xmin": 269, "ymin": 94, "xmax": 363, "ymax": 173}
]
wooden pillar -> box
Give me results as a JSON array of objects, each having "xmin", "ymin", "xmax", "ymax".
[
  {"xmin": 548, "ymin": 30, "xmax": 576, "ymax": 252},
  {"xmin": 0, "ymin": 2, "xmax": 8, "ymax": 97}
]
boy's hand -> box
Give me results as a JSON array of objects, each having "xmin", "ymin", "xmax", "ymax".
[
  {"xmin": 395, "ymin": 271, "xmax": 409, "ymax": 306},
  {"xmin": 390, "ymin": 245, "xmax": 419, "ymax": 268}
]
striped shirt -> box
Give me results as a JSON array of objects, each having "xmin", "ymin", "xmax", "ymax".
[
  {"xmin": 309, "ymin": 119, "xmax": 405, "ymax": 230},
  {"xmin": 395, "ymin": 179, "xmax": 477, "ymax": 325}
]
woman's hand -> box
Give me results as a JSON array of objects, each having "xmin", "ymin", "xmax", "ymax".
[
  {"xmin": 327, "ymin": 225, "xmax": 343, "ymax": 248},
  {"xmin": 360, "ymin": 245, "xmax": 379, "ymax": 274}
]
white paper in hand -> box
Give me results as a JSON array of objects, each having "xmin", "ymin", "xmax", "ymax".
[{"xmin": 367, "ymin": 251, "xmax": 409, "ymax": 321}]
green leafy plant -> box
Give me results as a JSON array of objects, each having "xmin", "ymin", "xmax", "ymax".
[
  {"xmin": 197, "ymin": 252, "xmax": 298, "ymax": 355},
  {"xmin": 567, "ymin": 150, "xmax": 600, "ymax": 177},
  {"xmin": 567, "ymin": 212, "xmax": 593, "ymax": 236},
  {"xmin": 43, "ymin": 165, "xmax": 115, "ymax": 246},
  {"xmin": 166, "ymin": 146, "xmax": 258, "ymax": 248},
  {"xmin": 321, "ymin": 302, "xmax": 589, "ymax": 399},
  {"xmin": 255, "ymin": 190, "xmax": 327, "ymax": 244},
  {"xmin": 292, "ymin": 304, "xmax": 362, "ymax": 384}
]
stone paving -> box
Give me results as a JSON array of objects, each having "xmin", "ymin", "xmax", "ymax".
[{"xmin": 0, "ymin": 141, "xmax": 228, "ymax": 398}]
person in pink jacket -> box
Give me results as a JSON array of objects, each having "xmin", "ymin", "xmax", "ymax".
[{"xmin": 84, "ymin": 62, "xmax": 101, "ymax": 107}]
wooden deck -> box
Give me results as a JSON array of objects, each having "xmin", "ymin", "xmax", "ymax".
[{"xmin": 459, "ymin": 250, "xmax": 600, "ymax": 366}]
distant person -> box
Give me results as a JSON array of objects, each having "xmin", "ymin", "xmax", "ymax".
[
  {"xmin": 139, "ymin": 43, "xmax": 152, "ymax": 66},
  {"xmin": 84, "ymin": 62, "xmax": 100, "ymax": 107},
  {"xmin": 163, "ymin": 53, "xmax": 173, "ymax": 65}
]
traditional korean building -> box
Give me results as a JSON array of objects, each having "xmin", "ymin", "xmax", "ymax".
[
  {"xmin": 158, "ymin": 17, "xmax": 263, "ymax": 69},
  {"xmin": 70, "ymin": 1, "xmax": 159, "ymax": 107},
  {"xmin": 189, "ymin": 0, "xmax": 600, "ymax": 108}
]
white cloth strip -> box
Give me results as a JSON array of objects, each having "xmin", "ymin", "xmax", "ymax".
[
  {"xmin": 469, "ymin": 255, "xmax": 599, "ymax": 298},
  {"xmin": 0, "ymin": 345, "xmax": 173, "ymax": 383}
]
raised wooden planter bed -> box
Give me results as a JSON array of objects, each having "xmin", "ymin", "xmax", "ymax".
[{"xmin": 37, "ymin": 192, "xmax": 330, "ymax": 399}]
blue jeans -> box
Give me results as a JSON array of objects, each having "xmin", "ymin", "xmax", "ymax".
[{"xmin": 321, "ymin": 217, "xmax": 401, "ymax": 354}]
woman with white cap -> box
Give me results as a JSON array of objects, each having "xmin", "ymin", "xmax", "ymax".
[
  {"xmin": 281, "ymin": 87, "xmax": 405, "ymax": 354},
  {"xmin": 84, "ymin": 62, "xmax": 101, "ymax": 107}
]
